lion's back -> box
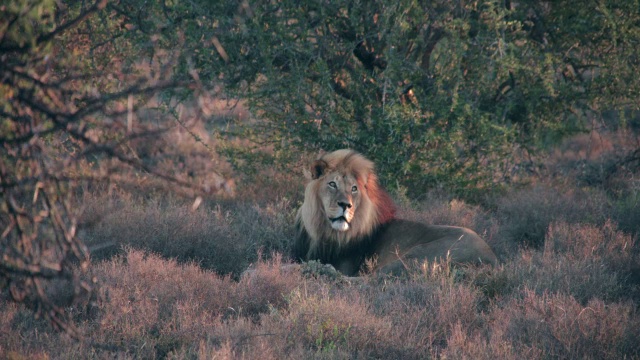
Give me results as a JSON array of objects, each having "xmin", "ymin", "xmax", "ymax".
[{"xmin": 370, "ymin": 219, "xmax": 498, "ymax": 273}]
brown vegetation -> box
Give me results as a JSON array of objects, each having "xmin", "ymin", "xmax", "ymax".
[
  {"xmin": 2, "ymin": 132, "xmax": 640, "ymax": 359},
  {"xmin": 3, "ymin": 2, "xmax": 640, "ymax": 358}
]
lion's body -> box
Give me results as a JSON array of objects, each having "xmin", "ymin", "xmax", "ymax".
[
  {"xmin": 293, "ymin": 149, "xmax": 497, "ymax": 276},
  {"xmin": 367, "ymin": 219, "xmax": 497, "ymax": 275}
]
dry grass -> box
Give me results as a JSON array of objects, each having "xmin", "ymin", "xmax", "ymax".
[
  {"xmin": 80, "ymin": 195, "xmax": 296, "ymax": 276},
  {"xmin": 486, "ymin": 290, "xmax": 640, "ymax": 359},
  {"xmin": 494, "ymin": 185, "xmax": 610, "ymax": 250},
  {"xmin": 3, "ymin": 132, "xmax": 640, "ymax": 359},
  {"xmin": 2, "ymin": 240, "xmax": 639, "ymax": 359},
  {"xmin": 612, "ymin": 187, "xmax": 640, "ymax": 237},
  {"xmin": 0, "ymin": 249, "xmax": 302, "ymax": 359},
  {"xmin": 477, "ymin": 221, "xmax": 638, "ymax": 306}
]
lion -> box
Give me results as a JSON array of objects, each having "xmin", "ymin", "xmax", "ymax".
[{"xmin": 293, "ymin": 149, "xmax": 498, "ymax": 276}]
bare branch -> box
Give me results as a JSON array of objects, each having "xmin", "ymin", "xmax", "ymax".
[{"xmin": 419, "ymin": 25, "xmax": 444, "ymax": 71}]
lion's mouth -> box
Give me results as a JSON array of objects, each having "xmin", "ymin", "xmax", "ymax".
[{"xmin": 329, "ymin": 216, "xmax": 350, "ymax": 231}]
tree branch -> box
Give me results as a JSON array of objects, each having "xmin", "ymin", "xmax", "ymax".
[
  {"xmin": 0, "ymin": 0, "xmax": 107, "ymax": 53},
  {"xmin": 419, "ymin": 25, "xmax": 444, "ymax": 71},
  {"xmin": 353, "ymin": 40, "xmax": 387, "ymax": 71}
]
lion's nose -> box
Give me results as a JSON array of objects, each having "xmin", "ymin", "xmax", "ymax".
[{"xmin": 338, "ymin": 201, "xmax": 352, "ymax": 210}]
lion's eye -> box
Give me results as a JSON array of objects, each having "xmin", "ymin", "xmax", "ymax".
[
  {"xmin": 328, "ymin": 181, "xmax": 337, "ymax": 189},
  {"xmin": 352, "ymin": 185, "xmax": 358, "ymax": 193}
]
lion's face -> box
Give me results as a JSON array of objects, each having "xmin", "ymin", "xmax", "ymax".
[
  {"xmin": 295, "ymin": 150, "xmax": 399, "ymax": 269},
  {"xmin": 298, "ymin": 150, "xmax": 394, "ymax": 246},
  {"xmin": 317, "ymin": 171, "xmax": 363, "ymax": 232}
]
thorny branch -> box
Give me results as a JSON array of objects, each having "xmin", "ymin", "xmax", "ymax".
[{"xmin": 0, "ymin": 0, "xmax": 212, "ymax": 337}]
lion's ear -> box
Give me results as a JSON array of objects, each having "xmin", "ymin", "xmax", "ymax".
[{"xmin": 310, "ymin": 159, "xmax": 329, "ymax": 179}]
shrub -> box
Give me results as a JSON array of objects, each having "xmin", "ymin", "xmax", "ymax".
[
  {"xmin": 82, "ymin": 195, "xmax": 296, "ymax": 276},
  {"xmin": 481, "ymin": 221, "xmax": 639, "ymax": 304},
  {"xmin": 544, "ymin": 221, "xmax": 637, "ymax": 273},
  {"xmin": 285, "ymin": 289, "xmax": 393, "ymax": 356},
  {"xmin": 490, "ymin": 290, "xmax": 640, "ymax": 359},
  {"xmin": 5, "ymin": 141, "xmax": 640, "ymax": 359},
  {"xmin": 0, "ymin": 248, "xmax": 305, "ymax": 359},
  {"xmin": 495, "ymin": 185, "xmax": 610, "ymax": 250},
  {"xmin": 362, "ymin": 263, "xmax": 485, "ymax": 359},
  {"xmin": 612, "ymin": 188, "xmax": 640, "ymax": 236}
]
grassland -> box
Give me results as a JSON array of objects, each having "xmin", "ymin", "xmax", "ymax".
[{"xmin": 1, "ymin": 131, "xmax": 640, "ymax": 359}]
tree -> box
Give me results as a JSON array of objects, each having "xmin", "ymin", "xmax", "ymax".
[
  {"xmin": 72, "ymin": 1, "xmax": 640, "ymax": 197},
  {"xmin": 207, "ymin": 0, "xmax": 640, "ymax": 196},
  {"xmin": 0, "ymin": 0, "xmax": 209, "ymax": 334}
]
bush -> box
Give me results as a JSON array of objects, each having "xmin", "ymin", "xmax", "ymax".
[
  {"xmin": 495, "ymin": 185, "xmax": 610, "ymax": 250},
  {"xmin": 82, "ymin": 195, "xmax": 296, "ymax": 276},
  {"xmin": 2, "ymin": 234, "xmax": 639, "ymax": 359},
  {"xmin": 5, "ymin": 130, "xmax": 640, "ymax": 358},
  {"xmin": 479, "ymin": 221, "xmax": 639, "ymax": 304},
  {"xmin": 0, "ymin": 249, "xmax": 303, "ymax": 359},
  {"xmin": 612, "ymin": 188, "xmax": 640, "ymax": 236},
  {"xmin": 489, "ymin": 290, "xmax": 640, "ymax": 359}
]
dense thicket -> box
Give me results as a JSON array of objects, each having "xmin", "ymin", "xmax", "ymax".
[
  {"xmin": 191, "ymin": 0, "xmax": 640, "ymax": 194},
  {"xmin": 29, "ymin": 0, "xmax": 637, "ymax": 195}
]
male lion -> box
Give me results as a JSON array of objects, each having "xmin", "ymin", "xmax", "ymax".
[{"xmin": 293, "ymin": 149, "xmax": 498, "ymax": 276}]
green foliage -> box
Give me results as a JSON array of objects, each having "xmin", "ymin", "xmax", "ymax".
[
  {"xmin": 204, "ymin": 0, "xmax": 640, "ymax": 196},
  {"xmin": 0, "ymin": 0, "xmax": 56, "ymax": 49},
  {"xmin": 44, "ymin": 0, "xmax": 640, "ymax": 197}
]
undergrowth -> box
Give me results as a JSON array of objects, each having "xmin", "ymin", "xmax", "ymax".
[{"xmin": 2, "ymin": 133, "xmax": 640, "ymax": 359}]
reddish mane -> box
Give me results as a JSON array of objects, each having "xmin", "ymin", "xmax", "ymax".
[{"xmin": 366, "ymin": 174, "xmax": 396, "ymax": 225}]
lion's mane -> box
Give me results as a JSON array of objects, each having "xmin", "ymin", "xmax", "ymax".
[{"xmin": 293, "ymin": 149, "xmax": 395, "ymax": 266}]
